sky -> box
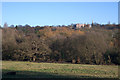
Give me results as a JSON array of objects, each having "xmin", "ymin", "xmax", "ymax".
[{"xmin": 2, "ymin": 2, "xmax": 118, "ymax": 26}]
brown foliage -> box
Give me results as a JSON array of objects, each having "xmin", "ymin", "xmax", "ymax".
[{"xmin": 2, "ymin": 23, "xmax": 120, "ymax": 65}]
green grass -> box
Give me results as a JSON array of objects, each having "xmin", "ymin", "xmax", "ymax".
[{"xmin": 2, "ymin": 61, "xmax": 119, "ymax": 78}]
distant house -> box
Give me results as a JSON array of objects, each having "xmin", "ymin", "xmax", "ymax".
[
  {"xmin": 73, "ymin": 23, "xmax": 84, "ymax": 29},
  {"xmin": 72, "ymin": 23, "xmax": 91, "ymax": 29}
]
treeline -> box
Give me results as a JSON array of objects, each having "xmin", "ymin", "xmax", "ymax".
[{"xmin": 2, "ymin": 23, "xmax": 120, "ymax": 65}]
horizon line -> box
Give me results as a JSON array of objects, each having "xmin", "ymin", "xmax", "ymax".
[{"xmin": 1, "ymin": 22, "xmax": 119, "ymax": 27}]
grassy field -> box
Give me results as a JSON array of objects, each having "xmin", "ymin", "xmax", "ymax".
[{"xmin": 2, "ymin": 61, "xmax": 119, "ymax": 78}]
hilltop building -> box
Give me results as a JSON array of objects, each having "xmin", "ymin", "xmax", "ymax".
[
  {"xmin": 72, "ymin": 23, "xmax": 91, "ymax": 29},
  {"xmin": 75, "ymin": 23, "xmax": 84, "ymax": 29}
]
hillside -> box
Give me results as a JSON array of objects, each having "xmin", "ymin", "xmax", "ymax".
[{"xmin": 2, "ymin": 24, "xmax": 120, "ymax": 65}]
